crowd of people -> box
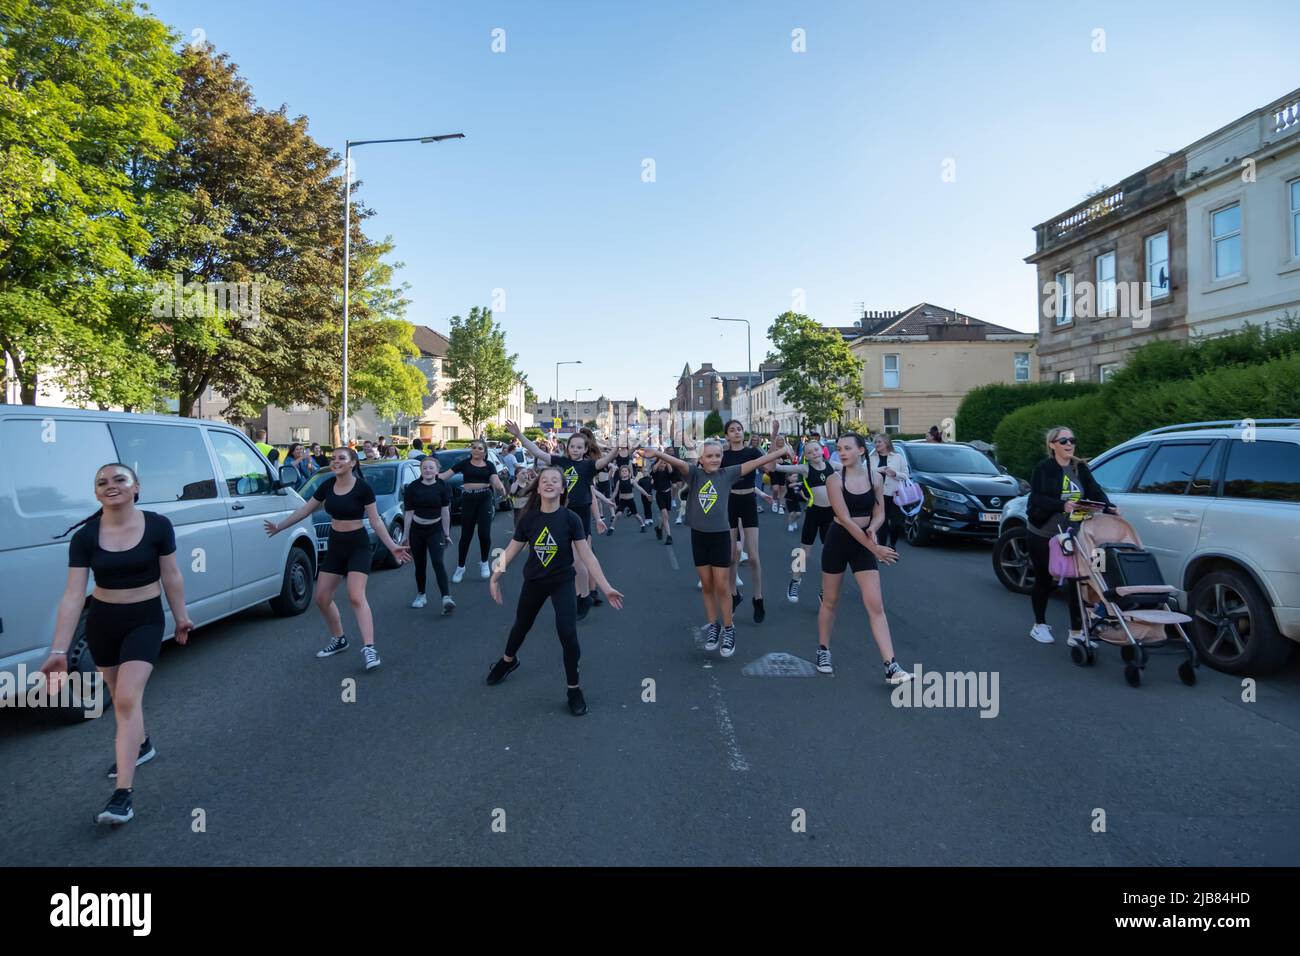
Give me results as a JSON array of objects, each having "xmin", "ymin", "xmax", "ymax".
[{"xmin": 43, "ymin": 413, "xmax": 1050, "ymax": 827}]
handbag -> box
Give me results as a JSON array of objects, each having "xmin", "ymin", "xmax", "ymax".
[
  {"xmin": 1048, "ymin": 531, "xmax": 1076, "ymax": 582},
  {"xmin": 893, "ymin": 477, "xmax": 923, "ymax": 511}
]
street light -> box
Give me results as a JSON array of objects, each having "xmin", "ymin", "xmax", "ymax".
[
  {"xmin": 711, "ymin": 316, "xmax": 753, "ymax": 432},
  {"xmin": 340, "ymin": 132, "xmax": 465, "ymax": 445},
  {"xmin": 555, "ymin": 360, "xmax": 582, "ymax": 427}
]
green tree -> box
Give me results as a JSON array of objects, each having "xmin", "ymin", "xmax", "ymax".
[
  {"xmin": 0, "ymin": 0, "xmax": 179, "ymax": 405},
  {"xmin": 703, "ymin": 409, "xmax": 724, "ymax": 436},
  {"xmin": 444, "ymin": 306, "xmax": 519, "ymax": 437},
  {"xmin": 764, "ymin": 311, "xmax": 862, "ymax": 433}
]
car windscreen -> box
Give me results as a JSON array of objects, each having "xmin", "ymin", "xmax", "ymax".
[
  {"xmin": 298, "ymin": 470, "xmax": 332, "ymax": 500},
  {"xmin": 905, "ymin": 444, "xmax": 1000, "ymax": 476},
  {"xmin": 436, "ymin": 450, "xmax": 469, "ymax": 470},
  {"xmin": 359, "ymin": 464, "xmax": 397, "ymax": 495}
]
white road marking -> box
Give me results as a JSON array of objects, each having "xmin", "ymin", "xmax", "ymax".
[{"xmin": 706, "ymin": 671, "xmax": 751, "ymax": 772}]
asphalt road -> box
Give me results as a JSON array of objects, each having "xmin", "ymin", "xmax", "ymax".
[{"xmin": 4, "ymin": 504, "xmax": 1299, "ymax": 866}]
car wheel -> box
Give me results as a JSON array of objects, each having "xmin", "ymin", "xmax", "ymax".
[
  {"xmin": 52, "ymin": 627, "xmax": 107, "ymax": 724},
  {"xmin": 905, "ymin": 515, "xmax": 931, "ymax": 547},
  {"xmin": 269, "ymin": 546, "xmax": 314, "ymax": 616},
  {"xmin": 1189, "ymin": 568, "xmax": 1291, "ymax": 675},
  {"xmin": 992, "ymin": 526, "xmax": 1035, "ymax": 595},
  {"xmin": 374, "ymin": 519, "xmax": 403, "ymax": 570}
]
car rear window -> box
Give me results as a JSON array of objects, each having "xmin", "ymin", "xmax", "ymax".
[
  {"xmin": 110, "ymin": 422, "xmax": 218, "ymax": 502},
  {"xmin": 359, "ymin": 465, "xmax": 397, "ymax": 495},
  {"xmin": 1222, "ymin": 439, "xmax": 1300, "ymax": 502}
]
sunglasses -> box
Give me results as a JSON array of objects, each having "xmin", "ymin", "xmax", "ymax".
[{"xmin": 1054, "ymin": 437, "xmax": 1076, "ymax": 445}]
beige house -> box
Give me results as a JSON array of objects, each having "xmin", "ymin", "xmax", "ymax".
[{"xmin": 846, "ymin": 304, "xmax": 1038, "ymax": 438}]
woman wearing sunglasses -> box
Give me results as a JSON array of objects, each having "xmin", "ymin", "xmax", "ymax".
[{"xmin": 1026, "ymin": 426, "xmax": 1117, "ymax": 647}]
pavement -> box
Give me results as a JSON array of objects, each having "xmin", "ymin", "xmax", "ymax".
[{"xmin": 3, "ymin": 505, "xmax": 1299, "ymax": 866}]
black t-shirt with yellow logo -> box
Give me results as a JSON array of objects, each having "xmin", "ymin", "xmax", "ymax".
[
  {"xmin": 512, "ymin": 506, "xmax": 586, "ymax": 584},
  {"xmin": 550, "ymin": 456, "xmax": 598, "ymax": 507}
]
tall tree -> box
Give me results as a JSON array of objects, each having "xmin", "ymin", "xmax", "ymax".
[
  {"xmin": 444, "ymin": 306, "xmax": 518, "ymax": 438},
  {"xmin": 0, "ymin": 0, "xmax": 179, "ymax": 405},
  {"xmin": 765, "ymin": 311, "xmax": 863, "ymax": 434}
]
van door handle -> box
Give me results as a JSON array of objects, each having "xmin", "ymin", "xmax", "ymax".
[
  {"xmin": 231, "ymin": 503, "xmax": 245, "ymax": 511},
  {"xmin": 1171, "ymin": 510, "xmax": 1197, "ymax": 521}
]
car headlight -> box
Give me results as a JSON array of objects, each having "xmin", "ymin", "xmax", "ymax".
[{"xmin": 928, "ymin": 487, "xmax": 965, "ymax": 503}]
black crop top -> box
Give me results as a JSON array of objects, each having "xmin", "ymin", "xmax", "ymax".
[
  {"xmin": 722, "ymin": 446, "xmax": 761, "ymax": 489},
  {"xmin": 651, "ymin": 468, "xmax": 672, "ymax": 491},
  {"xmin": 617, "ymin": 478, "xmax": 635, "ymax": 495},
  {"xmin": 840, "ymin": 476, "xmax": 877, "ymax": 517},
  {"xmin": 313, "ymin": 475, "xmax": 376, "ymax": 520},
  {"xmin": 452, "ymin": 458, "xmax": 497, "ymax": 484},
  {"xmin": 404, "ymin": 478, "xmax": 451, "ymax": 519},
  {"xmin": 805, "ymin": 461, "xmax": 832, "ymax": 490},
  {"xmin": 68, "ymin": 511, "xmax": 177, "ymax": 589}
]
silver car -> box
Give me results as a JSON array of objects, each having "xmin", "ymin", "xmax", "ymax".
[
  {"xmin": 993, "ymin": 420, "xmax": 1300, "ymax": 674},
  {"xmin": 0, "ymin": 407, "xmax": 318, "ymax": 720}
]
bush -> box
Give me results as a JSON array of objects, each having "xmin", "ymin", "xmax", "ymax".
[
  {"xmin": 1108, "ymin": 315, "xmax": 1300, "ymax": 391},
  {"xmin": 955, "ymin": 382, "xmax": 1102, "ymax": 443},
  {"xmin": 993, "ymin": 352, "xmax": 1300, "ymax": 479},
  {"xmin": 703, "ymin": 410, "xmax": 724, "ymax": 436}
]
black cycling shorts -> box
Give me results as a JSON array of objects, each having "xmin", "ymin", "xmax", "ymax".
[
  {"xmin": 727, "ymin": 493, "xmax": 758, "ymax": 529},
  {"xmin": 820, "ymin": 523, "xmax": 879, "ymax": 575},
  {"xmin": 691, "ymin": 529, "xmax": 733, "ymax": 568},
  {"xmin": 85, "ymin": 595, "xmax": 164, "ymax": 668},
  {"xmin": 655, "ymin": 490, "xmax": 673, "ymax": 511},
  {"xmin": 801, "ymin": 504, "xmax": 834, "ymax": 545},
  {"xmin": 321, "ymin": 527, "xmax": 372, "ymax": 575},
  {"xmin": 567, "ymin": 502, "xmax": 593, "ymax": 539}
]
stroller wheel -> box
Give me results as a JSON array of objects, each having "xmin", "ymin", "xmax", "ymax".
[
  {"xmin": 1085, "ymin": 645, "xmax": 1097, "ymax": 665},
  {"xmin": 1124, "ymin": 663, "xmax": 1142, "ymax": 688},
  {"xmin": 1070, "ymin": 645, "xmax": 1086, "ymax": 667},
  {"xmin": 1178, "ymin": 659, "xmax": 1197, "ymax": 686},
  {"xmin": 1120, "ymin": 645, "xmax": 1135, "ymax": 663},
  {"xmin": 1137, "ymin": 645, "xmax": 1149, "ymax": 667}
]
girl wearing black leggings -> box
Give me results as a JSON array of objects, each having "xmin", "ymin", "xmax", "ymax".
[
  {"xmin": 487, "ymin": 466, "xmax": 623, "ymax": 716},
  {"xmin": 402, "ymin": 457, "xmax": 455, "ymax": 613},
  {"xmin": 437, "ymin": 439, "xmax": 508, "ymax": 583},
  {"xmin": 1025, "ymin": 426, "xmax": 1116, "ymax": 648},
  {"xmin": 45, "ymin": 463, "xmax": 194, "ymax": 826}
]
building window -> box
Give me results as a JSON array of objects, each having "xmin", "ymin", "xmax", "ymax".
[
  {"xmin": 1058, "ymin": 370, "xmax": 1075, "ymax": 384},
  {"xmin": 1098, "ymin": 363, "xmax": 1119, "ymax": 383},
  {"xmin": 883, "ymin": 354, "xmax": 900, "ymax": 389},
  {"xmin": 290, "ymin": 426, "xmax": 311, "ymax": 443},
  {"xmin": 1095, "ymin": 251, "xmax": 1116, "ymax": 315},
  {"xmin": 1054, "ymin": 270, "xmax": 1073, "ymax": 325},
  {"xmin": 883, "ymin": 409, "xmax": 901, "ymax": 434},
  {"xmin": 444, "ymin": 396, "xmax": 455, "ymax": 410},
  {"xmin": 697, "ymin": 396, "xmax": 703, "ymax": 406},
  {"xmin": 442, "ymin": 426, "xmax": 458, "ymax": 441},
  {"xmin": 1211, "ymin": 202, "xmax": 1242, "ymax": 279},
  {"xmin": 1145, "ymin": 231, "xmax": 1169, "ymax": 300},
  {"xmin": 1291, "ymin": 179, "xmax": 1300, "ymax": 259},
  {"xmin": 1014, "ymin": 352, "xmax": 1030, "ymax": 383}
]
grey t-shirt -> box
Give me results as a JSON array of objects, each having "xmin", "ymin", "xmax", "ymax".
[{"xmin": 686, "ymin": 463, "xmax": 744, "ymax": 533}]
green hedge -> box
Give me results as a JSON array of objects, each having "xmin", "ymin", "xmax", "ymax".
[
  {"xmin": 992, "ymin": 352, "xmax": 1300, "ymax": 479},
  {"xmin": 955, "ymin": 382, "xmax": 1102, "ymax": 443},
  {"xmin": 1107, "ymin": 315, "xmax": 1300, "ymax": 390}
]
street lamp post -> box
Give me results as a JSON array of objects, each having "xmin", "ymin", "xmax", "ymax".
[
  {"xmin": 340, "ymin": 132, "xmax": 465, "ymax": 445},
  {"xmin": 710, "ymin": 316, "xmax": 752, "ymax": 432},
  {"xmin": 555, "ymin": 360, "xmax": 582, "ymax": 429}
]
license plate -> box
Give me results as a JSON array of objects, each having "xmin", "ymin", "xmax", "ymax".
[{"xmin": 980, "ymin": 511, "xmax": 1002, "ymax": 523}]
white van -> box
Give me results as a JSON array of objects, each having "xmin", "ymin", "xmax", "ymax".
[{"xmin": 0, "ymin": 407, "xmax": 318, "ymax": 719}]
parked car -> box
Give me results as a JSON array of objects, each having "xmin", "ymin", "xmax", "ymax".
[
  {"xmin": 993, "ymin": 420, "xmax": 1300, "ymax": 674},
  {"xmin": 0, "ymin": 407, "xmax": 317, "ymax": 721},
  {"xmin": 896, "ymin": 441, "xmax": 1025, "ymax": 546},
  {"xmin": 299, "ymin": 459, "xmax": 421, "ymax": 571},
  {"xmin": 433, "ymin": 448, "xmax": 512, "ymax": 514}
]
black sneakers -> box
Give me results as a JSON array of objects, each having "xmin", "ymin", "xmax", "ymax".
[
  {"xmin": 576, "ymin": 594, "xmax": 592, "ymax": 621},
  {"xmin": 703, "ymin": 622, "xmax": 721, "ymax": 651},
  {"xmin": 567, "ymin": 687, "xmax": 588, "ymax": 716},
  {"xmin": 486, "ymin": 657, "xmax": 520, "ymax": 685},
  {"xmin": 719, "ymin": 625, "xmax": 737, "ymax": 658},
  {"xmin": 317, "ymin": 635, "xmax": 349, "ymax": 657},
  {"xmin": 753, "ymin": 598, "xmax": 766, "ymax": 623},
  {"xmin": 665, "ymin": 534, "xmax": 673, "ymax": 545},
  {"xmin": 732, "ymin": 592, "xmax": 743, "ymax": 611},
  {"xmin": 96, "ymin": 788, "xmax": 133, "ymax": 825},
  {"xmin": 108, "ymin": 737, "xmax": 156, "ymax": 779},
  {"xmin": 590, "ymin": 591, "xmax": 603, "ymax": 607},
  {"xmin": 655, "ymin": 526, "xmax": 663, "ymax": 539}
]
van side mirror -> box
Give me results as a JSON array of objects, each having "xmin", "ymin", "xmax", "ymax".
[{"xmin": 278, "ymin": 465, "xmax": 300, "ymax": 489}]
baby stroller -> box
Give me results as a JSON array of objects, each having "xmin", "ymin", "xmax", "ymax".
[{"xmin": 1063, "ymin": 512, "xmax": 1199, "ymax": 688}]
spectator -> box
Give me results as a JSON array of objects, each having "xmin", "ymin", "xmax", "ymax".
[
  {"xmin": 254, "ymin": 428, "xmax": 274, "ymax": 461},
  {"xmin": 926, "ymin": 425, "xmax": 943, "ymax": 443},
  {"xmin": 410, "ymin": 438, "xmax": 427, "ymax": 462},
  {"xmin": 285, "ymin": 443, "xmax": 316, "ymax": 483},
  {"xmin": 310, "ymin": 443, "xmax": 330, "ymax": 469}
]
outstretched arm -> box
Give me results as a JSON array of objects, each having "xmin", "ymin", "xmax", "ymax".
[
  {"xmin": 641, "ymin": 447, "xmax": 690, "ymax": 476},
  {"xmin": 506, "ymin": 420, "xmax": 553, "ymax": 465},
  {"xmin": 738, "ymin": 445, "xmax": 791, "ymax": 478}
]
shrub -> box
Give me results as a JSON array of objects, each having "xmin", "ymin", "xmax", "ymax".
[{"xmin": 955, "ymin": 382, "xmax": 1102, "ymax": 443}]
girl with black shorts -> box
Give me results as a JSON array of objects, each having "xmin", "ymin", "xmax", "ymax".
[
  {"xmin": 770, "ymin": 439, "xmax": 838, "ymax": 604},
  {"xmin": 46, "ymin": 463, "xmax": 194, "ymax": 826},
  {"xmin": 266, "ymin": 448, "xmax": 409, "ymax": 670},
  {"xmin": 651, "ymin": 455, "xmax": 676, "ymax": 543},
  {"xmin": 609, "ymin": 464, "xmax": 653, "ymax": 533},
  {"xmin": 640, "ymin": 439, "xmax": 787, "ymax": 659},
  {"xmin": 401, "ymin": 457, "xmax": 455, "ymax": 614},
  {"xmin": 487, "ymin": 466, "xmax": 624, "ymax": 716},
  {"xmin": 436, "ymin": 439, "xmax": 508, "ymax": 583},
  {"xmin": 722, "ymin": 420, "xmax": 777, "ymax": 623},
  {"xmin": 818, "ymin": 434, "xmax": 912, "ymax": 684},
  {"xmin": 505, "ymin": 421, "xmax": 620, "ymax": 620}
]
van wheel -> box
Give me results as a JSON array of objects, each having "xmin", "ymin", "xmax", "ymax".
[
  {"xmin": 53, "ymin": 632, "xmax": 107, "ymax": 724},
  {"xmin": 1189, "ymin": 569, "xmax": 1291, "ymax": 675},
  {"xmin": 269, "ymin": 548, "xmax": 314, "ymax": 616},
  {"xmin": 992, "ymin": 526, "xmax": 1035, "ymax": 594}
]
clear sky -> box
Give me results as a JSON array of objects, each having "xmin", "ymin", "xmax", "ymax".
[{"xmin": 142, "ymin": 0, "xmax": 1296, "ymax": 411}]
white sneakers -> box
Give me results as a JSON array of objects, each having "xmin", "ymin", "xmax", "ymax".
[
  {"xmin": 452, "ymin": 566, "xmax": 466, "ymax": 584},
  {"xmin": 411, "ymin": 593, "xmax": 428, "ymax": 609},
  {"xmin": 1066, "ymin": 631, "xmax": 1096, "ymax": 648},
  {"xmin": 739, "ymin": 550, "xmax": 749, "ymax": 564},
  {"xmin": 1029, "ymin": 623, "xmax": 1054, "ymax": 644},
  {"xmin": 480, "ymin": 561, "xmax": 491, "ymax": 580}
]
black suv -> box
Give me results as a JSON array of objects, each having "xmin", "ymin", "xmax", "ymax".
[{"xmin": 897, "ymin": 441, "xmax": 1025, "ymax": 546}]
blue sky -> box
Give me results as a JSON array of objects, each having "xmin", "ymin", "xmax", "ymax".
[{"xmin": 142, "ymin": 0, "xmax": 1296, "ymax": 410}]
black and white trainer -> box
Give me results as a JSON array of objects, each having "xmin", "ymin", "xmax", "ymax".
[
  {"xmin": 719, "ymin": 625, "xmax": 736, "ymax": 658},
  {"xmin": 108, "ymin": 737, "xmax": 156, "ymax": 779},
  {"xmin": 486, "ymin": 657, "xmax": 520, "ymax": 685},
  {"xmin": 703, "ymin": 622, "xmax": 721, "ymax": 652},
  {"xmin": 787, "ymin": 578, "xmax": 800, "ymax": 603},
  {"xmin": 363, "ymin": 645, "xmax": 381, "ymax": 671},
  {"xmin": 317, "ymin": 635, "xmax": 349, "ymax": 657},
  {"xmin": 884, "ymin": 660, "xmax": 913, "ymax": 685},
  {"xmin": 816, "ymin": 647, "xmax": 833, "ymax": 674},
  {"xmin": 96, "ymin": 788, "xmax": 134, "ymax": 826}
]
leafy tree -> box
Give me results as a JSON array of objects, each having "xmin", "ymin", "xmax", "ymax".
[
  {"xmin": 0, "ymin": 0, "xmax": 179, "ymax": 405},
  {"xmin": 764, "ymin": 311, "xmax": 862, "ymax": 434},
  {"xmin": 444, "ymin": 306, "xmax": 518, "ymax": 438},
  {"xmin": 703, "ymin": 409, "xmax": 724, "ymax": 436}
]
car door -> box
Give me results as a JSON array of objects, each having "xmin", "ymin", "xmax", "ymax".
[
  {"xmin": 206, "ymin": 427, "xmax": 289, "ymax": 606},
  {"xmin": 1121, "ymin": 439, "xmax": 1221, "ymax": 588}
]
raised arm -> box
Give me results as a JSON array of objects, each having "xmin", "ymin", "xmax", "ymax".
[
  {"xmin": 738, "ymin": 445, "xmax": 791, "ymax": 478},
  {"xmin": 506, "ymin": 420, "xmax": 553, "ymax": 465},
  {"xmin": 640, "ymin": 447, "xmax": 689, "ymax": 476}
]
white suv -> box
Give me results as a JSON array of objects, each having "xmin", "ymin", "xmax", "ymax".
[{"xmin": 994, "ymin": 420, "xmax": 1300, "ymax": 674}]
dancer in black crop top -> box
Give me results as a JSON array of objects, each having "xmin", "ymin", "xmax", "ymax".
[
  {"xmin": 45, "ymin": 463, "xmax": 195, "ymax": 826},
  {"xmin": 401, "ymin": 458, "xmax": 455, "ymax": 613},
  {"xmin": 268, "ymin": 447, "xmax": 409, "ymax": 672},
  {"xmin": 436, "ymin": 440, "xmax": 509, "ymax": 584},
  {"xmin": 818, "ymin": 434, "xmax": 912, "ymax": 685}
]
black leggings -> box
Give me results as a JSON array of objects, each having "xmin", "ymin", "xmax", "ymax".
[
  {"xmin": 878, "ymin": 495, "xmax": 905, "ymax": 548},
  {"xmin": 1028, "ymin": 530, "xmax": 1082, "ymax": 630},
  {"xmin": 504, "ymin": 577, "xmax": 581, "ymax": 685},
  {"xmin": 409, "ymin": 521, "xmax": 449, "ymax": 597},
  {"xmin": 458, "ymin": 491, "xmax": 494, "ymax": 565}
]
